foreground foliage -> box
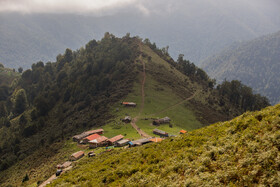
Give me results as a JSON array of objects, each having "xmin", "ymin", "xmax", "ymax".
[{"xmin": 52, "ymin": 104, "xmax": 280, "ymax": 186}]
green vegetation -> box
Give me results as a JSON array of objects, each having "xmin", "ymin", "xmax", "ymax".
[
  {"xmin": 51, "ymin": 104, "xmax": 280, "ymax": 186},
  {"xmin": 202, "ymin": 30, "xmax": 280, "ymax": 105}
]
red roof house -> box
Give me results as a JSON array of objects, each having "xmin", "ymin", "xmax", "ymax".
[
  {"xmin": 89, "ymin": 136, "xmax": 108, "ymax": 148},
  {"xmin": 81, "ymin": 133, "xmax": 101, "ymax": 144},
  {"xmin": 108, "ymin": 135, "xmax": 124, "ymax": 145}
]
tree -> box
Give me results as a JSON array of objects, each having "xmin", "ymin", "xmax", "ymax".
[
  {"xmin": 18, "ymin": 67, "xmax": 23, "ymax": 73},
  {"xmin": 0, "ymin": 102, "xmax": 7, "ymax": 117},
  {"xmin": 14, "ymin": 89, "xmax": 28, "ymax": 115}
]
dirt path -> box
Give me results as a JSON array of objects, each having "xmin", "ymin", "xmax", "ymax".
[
  {"xmin": 131, "ymin": 118, "xmax": 151, "ymax": 138},
  {"xmin": 149, "ymin": 90, "xmax": 200, "ymax": 116},
  {"xmin": 39, "ymin": 174, "xmax": 56, "ymax": 187},
  {"xmin": 130, "ymin": 43, "xmax": 151, "ymax": 138},
  {"xmin": 39, "ymin": 165, "xmax": 72, "ymax": 187}
]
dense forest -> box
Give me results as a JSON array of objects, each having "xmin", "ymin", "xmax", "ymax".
[
  {"xmin": 202, "ymin": 30, "xmax": 280, "ymax": 105},
  {"xmin": 0, "ymin": 34, "xmax": 269, "ymax": 174}
]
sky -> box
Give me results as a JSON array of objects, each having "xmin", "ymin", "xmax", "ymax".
[{"xmin": 0, "ymin": 0, "xmax": 145, "ymax": 15}]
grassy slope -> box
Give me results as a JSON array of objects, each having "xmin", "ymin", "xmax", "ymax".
[{"xmin": 51, "ymin": 104, "xmax": 280, "ymax": 186}]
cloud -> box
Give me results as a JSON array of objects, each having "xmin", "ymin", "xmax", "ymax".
[{"xmin": 0, "ymin": 0, "xmax": 139, "ymax": 15}]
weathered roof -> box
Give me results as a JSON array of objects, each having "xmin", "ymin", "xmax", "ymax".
[
  {"xmin": 180, "ymin": 130, "xmax": 187, "ymax": 134},
  {"xmin": 73, "ymin": 132, "xmax": 87, "ymax": 140},
  {"xmin": 85, "ymin": 129, "xmax": 104, "ymax": 135},
  {"xmin": 153, "ymin": 129, "xmax": 167, "ymax": 135},
  {"xmin": 116, "ymin": 139, "xmax": 130, "ymax": 144},
  {"xmin": 149, "ymin": 137, "xmax": 163, "ymax": 142},
  {"xmin": 108, "ymin": 135, "xmax": 124, "ymax": 143},
  {"xmin": 122, "ymin": 102, "xmax": 136, "ymax": 105},
  {"xmin": 89, "ymin": 136, "xmax": 108, "ymax": 144},
  {"xmin": 71, "ymin": 151, "xmax": 84, "ymax": 158},
  {"xmin": 84, "ymin": 133, "xmax": 101, "ymax": 141},
  {"xmin": 131, "ymin": 138, "xmax": 151, "ymax": 145},
  {"xmin": 62, "ymin": 161, "xmax": 72, "ymax": 168},
  {"xmin": 124, "ymin": 116, "xmax": 131, "ymax": 120}
]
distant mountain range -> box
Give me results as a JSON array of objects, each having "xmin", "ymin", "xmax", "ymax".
[
  {"xmin": 1, "ymin": 0, "xmax": 280, "ymax": 69},
  {"xmin": 201, "ymin": 31, "xmax": 280, "ymax": 105}
]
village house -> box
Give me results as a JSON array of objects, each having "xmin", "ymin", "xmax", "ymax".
[
  {"xmin": 180, "ymin": 130, "xmax": 187, "ymax": 134},
  {"xmin": 70, "ymin": 151, "xmax": 84, "ymax": 161},
  {"xmin": 153, "ymin": 117, "xmax": 171, "ymax": 126},
  {"xmin": 122, "ymin": 116, "xmax": 132, "ymax": 123},
  {"xmin": 57, "ymin": 161, "xmax": 72, "ymax": 169},
  {"xmin": 153, "ymin": 129, "xmax": 169, "ymax": 137},
  {"xmin": 89, "ymin": 136, "xmax": 108, "ymax": 148},
  {"xmin": 149, "ymin": 137, "xmax": 163, "ymax": 143},
  {"xmin": 72, "ymin": 129, "xmax": 104, "ymax": 142},
  {"xmin": 129, "ymin": 138, "xmax": 151, "ymax": 147},
  {"xmin": 122, "ymin": 102, "xmax": 137, "ymax": 107},
  {"xmin": 115, "ymin": 139, "xmax": 130, "ymax": 147},
  {"xmin": 81, "ymin": 133, "xmax": 101, "ymax": 144},
  {"xmin": 107, "ymin": 135, "xmax": 124, "ymax": 146}
]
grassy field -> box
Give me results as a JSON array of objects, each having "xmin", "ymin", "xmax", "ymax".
[{"xmin": 50, "ymin": 104, "xmax": 280, "ymax": 186}]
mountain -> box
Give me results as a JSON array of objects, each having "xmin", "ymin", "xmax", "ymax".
[
  {"xmin": 49, "ymin": 104, "xmax": 280, "ymax": 186},
  {"xmin": 1, "ymin": 0, "xmax": 280, "ymax": 69},
  {"xmin": 0, "ymin": 34, "xmax": 269, "ymax": 186},
  {"xmin": 201, "ymin": 31, "xmax": 280, "ymax": 105}
]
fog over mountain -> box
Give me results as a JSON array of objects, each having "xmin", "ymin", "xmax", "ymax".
[{"xmin": 1, "ymin": 0, "xmax": 280, "ymax": 69}]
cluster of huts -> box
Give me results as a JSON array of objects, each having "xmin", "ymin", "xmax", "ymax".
[{"xmin": 72, "ymin": 129, "xmax": 131, "ymax": 148}]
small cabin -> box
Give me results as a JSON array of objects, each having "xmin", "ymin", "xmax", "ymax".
[
  {"xmin": 130, "ymin": 138, "xmax": 151, "ymax": 147},
  {"xmin": 122, "ymin": 102, "xmax": 137, "ymax": 107},
  {"xmin": 72, "ymin": 129, "xmax": 104, "ymax": 142},
  {"xmin": 180, "ymin": 130, "xmax": 187, "ymax": 134},
  {"xmin": 153, "ymin": 129, "xmax": 168, "ymax": 137},
  {"xmin": 81, "ymin": 133, "xmax": 101, "ymax": 144},
  {"xmin": 107, "ymin": 135, "xmax": 124, "ymax": 146},
  {"xmin": 57, "ymin": 161, "xmax": 72, "ymax": 169},
  {"xmin": 153, "ymin": 117, "xmax": 171, "ymax": 126},
  {"xmin": 70, "ymin": 151, "xmax": 84, "ymax": 161},
  {"xmin": 89, "ymin": 136, "xmax": 108, "ymax": 148},
  {"xmin": 122, "ymin": 116, "xmax": 132, "ymax": 123},
  {"xmin": 149, "ymin": 137, "xmax": 163, "ymax": 143},
  {"xmin": 115, "ymin": 139, "xmax": 130, "ymax": 147}
]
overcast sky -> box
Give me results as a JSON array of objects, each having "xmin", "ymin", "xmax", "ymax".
[{"xmin": 0, "ymin": 0, "xmax": 279, "ymax": 17}]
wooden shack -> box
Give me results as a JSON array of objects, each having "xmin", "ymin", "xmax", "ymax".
[
  {"xmin": 72, "ymin": 129, "xmax": 104, "ymax": 142},
  {"xmin": 122, "ymin": 116, "xmax": 132, "ymax": 123},
  {"xmin": 81, "ymin": 133, "xmax": 101, "ymax": 144},
  {"xmin": 153, "ymin": 117, "xmax": 171, "ymax": 126},
  {"xmin": 70, "ymin": 151, "xmax": 84, "ymax": 161},
  {"xmin": 130, "ymin": 138, "xmax": 151, "ymax": 147},
  {"xmin": 149, "ymin": 137, "xmax": 163, "ymax": 143},
  {"xmin": 107, "ymin": 135, "xmax": 124, "ymax": 146},
  {"xmin": 122, "ymin": 102, "xmax": 137, "ymax": 107},
  {"xmin": 89, "ymin": 136, "xmax": 108, "ymax": 148},
  {"xmin": 180, "ymin": 130, "xmax": 187, "ymax": 134},
  {"xmin": 115, "ymin": 139, "xmax": 130, "ymax": 147},
  {"xmin": 153, "ymin": 129, "xmax": 169, "ymax": 137},
  {"xmin": 57, "ymin": 161, "xmax": 72, "ymax": 169}
]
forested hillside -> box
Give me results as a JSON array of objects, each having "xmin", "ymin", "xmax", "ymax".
[
  {"xmin": 0, "ymin": 33, "xmax": 139, "ymax": 172},
  {"xmin": 202, "ymin": 30, "xmax": 280, "ymax": 105},
  {"xmin": 0, "ymin": 34, "xmax": 269, "ymax": 186}
]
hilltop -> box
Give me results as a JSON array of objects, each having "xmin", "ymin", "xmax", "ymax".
[
  {"xmin": 201, "ymin": 30, "xmax": 280, "ymax": 105},
  {"xmin": 0, "ymin": 34, "xmax": 269, "ymax": 186},
  {"xmin": 50, "ymin": 104, "xmax": 280, "ymax": 186}
]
